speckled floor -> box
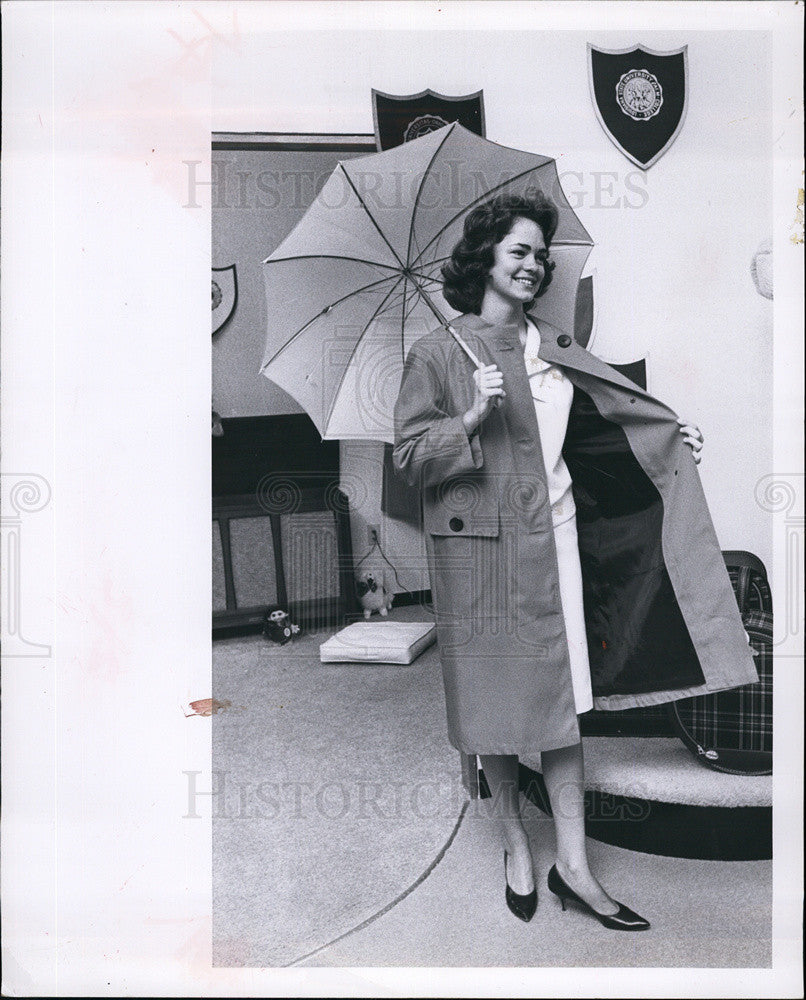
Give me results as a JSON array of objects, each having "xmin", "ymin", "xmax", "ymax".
[{"xmin": 298, "ymin": 797, "xmax": 771, "ymax": 968}]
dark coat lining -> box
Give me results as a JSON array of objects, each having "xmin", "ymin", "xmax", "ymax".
[{"xmin": 563, "ymin": 385, "xmax": 705, "ymax": 696}]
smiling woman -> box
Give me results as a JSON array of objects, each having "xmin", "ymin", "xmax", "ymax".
[
  {"xmin": 487, "ymin": 218, "xmax": 548, "ymax": 302},
  {"xmin": 393, "ymin": 191, "xmax": 752, "ymax": 932},
  {"xmin": 440, "ymin": 193, "xmax": 558, "ymax": 316}
]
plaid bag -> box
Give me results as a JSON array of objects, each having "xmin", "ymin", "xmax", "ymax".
[{"xmin": 667, "ymin": 556, "xmax": 773, "ymax": 775}]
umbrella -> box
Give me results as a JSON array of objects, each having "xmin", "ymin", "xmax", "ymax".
[{"xmin": 260, "ymin": 122, "xmax": 593, "ymax": 443}]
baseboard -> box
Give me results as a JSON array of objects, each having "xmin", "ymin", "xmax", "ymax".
[{"xmin": 388, "ymin": 589, "xmax": 433, "ymax": 610}]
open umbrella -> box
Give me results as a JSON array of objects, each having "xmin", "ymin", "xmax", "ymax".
[{"xmin": 261, "ymin": 122, "xmax": 593, "ymax": 442}]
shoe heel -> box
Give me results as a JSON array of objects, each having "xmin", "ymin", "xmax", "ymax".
[{"xmin": 559, "ymin": 897, "xmax": 567, "ymax": 911}]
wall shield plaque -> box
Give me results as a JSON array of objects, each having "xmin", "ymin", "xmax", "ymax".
[
  {"xmin": 372, "ymin": 88, "xmax": 485, "ymax": 151},
  {"xmin": 212, "ymin": 265, "xmax": 237, "ymax": 336},
  {"xmin": 588, "ymin": 44, "xmax": 688, "ymax": 169}
]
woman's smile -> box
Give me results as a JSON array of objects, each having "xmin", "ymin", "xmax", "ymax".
[{"xmin": 484, "ymin": 216, "xmax": 549, "ymax": 310}]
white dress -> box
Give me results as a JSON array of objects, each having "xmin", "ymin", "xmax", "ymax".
[{"xmin": 524, "ymin": 318, "xmax": 594, "ymax": 714}]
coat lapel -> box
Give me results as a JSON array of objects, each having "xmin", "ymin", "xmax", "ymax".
[{"xmin": 527, "ymin": 313, "xmax": 659, "ymax": 404}]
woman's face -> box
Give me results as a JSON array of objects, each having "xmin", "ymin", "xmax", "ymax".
[{"xmin": 484, "ymin": 216, "xmax": 548, "ymax": 310}]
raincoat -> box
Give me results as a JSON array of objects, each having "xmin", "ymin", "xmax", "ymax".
[{"xmin": 392, "ymin": 311, "xmax": 759, "ymax": 755}]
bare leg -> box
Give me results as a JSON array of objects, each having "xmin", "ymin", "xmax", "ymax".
[
  {"xmin": 541, "ymin": 741, "xmax": 619, "ymax": 915},
  {"xmin": 478, "ymin": 753, "xmax": 534, "ymax": 895}
]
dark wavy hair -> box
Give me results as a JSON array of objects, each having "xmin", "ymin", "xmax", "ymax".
[{"xmin": 441, "ymin": 192, "xmax": 559, "ymax": 314}]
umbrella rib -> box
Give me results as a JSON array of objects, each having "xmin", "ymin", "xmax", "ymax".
[
  {"xmin": 400, "ymin": 276, "xmax": 408, "ymax": 366},
  {"xmin": 410, "ymin": 162, "xmax": 559, "ymax": 269},
  {"xmin": 337, "ymin": 163, "xmax": 405, "ymax": 269},
  {"xmin": 264, "ymin": 253, "xmax": 402, "ymax": 272},
  {"xmin": 395, "ymin": 274, "xmax": 436, "ymax": 363},
  {"xmin": 261, "ymin": 272, "xmax": 400, "ymax": 370},
  {"xmin": 405, "ymin": 123, "xmax": 457, "ymax": 268},
  {"xmin": 373, "ymin": 286, "xmax": 409, "ymax": 321},
  {"xmin": 403, "ymin": 279, "xmax": 432, "ymax": 321},
  {"xmin": 323, "ymin": 274, "xmax": 406, "ymax": 433},
  {"xmin": 368, "ymin": 276, "xmax": 410, "ymax": 317},
  {"xmin": 411, "ymin": 275, "xmax": 442, "ymax": 291}
]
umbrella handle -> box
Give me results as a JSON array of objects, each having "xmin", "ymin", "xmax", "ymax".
[
  {"xmin": 445, "ymin": 324, "xmax": 482, "ymax": 367},
  {"xmin": 410, "ymin": 287, "xmax": 502, "ymax": 408},
  {"xmin": 445, "ymin": 323, "xmax": 503, "ymax": 410}
]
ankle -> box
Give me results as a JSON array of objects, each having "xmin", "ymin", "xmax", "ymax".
[
  {"xmin": 503, "ymin": 832, "xmax": 530, "ymax": 857},
  {"xmin": 555, "ymin": 858, "xmax": 589, "ymax": 880}
]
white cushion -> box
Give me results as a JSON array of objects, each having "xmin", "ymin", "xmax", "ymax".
[{"xmin": 319, "ymin": 621, "xmax": 436, "ymax": 664}]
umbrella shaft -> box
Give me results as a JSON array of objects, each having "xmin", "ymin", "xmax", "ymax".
[{"xmin": 407, "ymin": 275, "xmax": 483, "ymax": 370}]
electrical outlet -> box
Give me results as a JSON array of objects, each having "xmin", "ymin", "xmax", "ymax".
[{"xmin": 367, "ymin": 524, "xmax": 380, "ymax": 548}]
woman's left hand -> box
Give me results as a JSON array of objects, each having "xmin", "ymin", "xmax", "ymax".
[{"xmin": 677, "ymin": 417, "xmax": 704, "ymax": 464}]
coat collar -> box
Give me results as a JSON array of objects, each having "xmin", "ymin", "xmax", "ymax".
[{"xmin": 451, "ymin": 311, "xmax": 658, "ymax": 404}]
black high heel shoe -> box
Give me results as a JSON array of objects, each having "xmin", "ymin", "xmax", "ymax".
[
  {"xmin": 547, "ymin": 864, "xmax": 650, "ymax": 931},
  {"xmin": 504, "ymin": 850, "xmax": 537, "ymax": 923}
]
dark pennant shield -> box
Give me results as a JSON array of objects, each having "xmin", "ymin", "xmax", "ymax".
[
  {"xmin": 372, "ymin": 88, "xmax": 485, "ymax": 151},
  {"xmin": 588, "ymin": 44, "xmax": 688, "ymax": 169},
  {"xmin": 212, "ymin": 265, "xmax": 237, "ymax": 336}
]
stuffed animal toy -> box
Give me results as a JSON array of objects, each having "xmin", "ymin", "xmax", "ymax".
[
  {"xmin": 356, "ymin": 571, "xmax": 394, "ymax": 619},
  {"xmin": 262, "ymin": 604, "xmax": 301, "ymax": 644}
]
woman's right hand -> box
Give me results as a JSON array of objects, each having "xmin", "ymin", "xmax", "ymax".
[{"xmin": 463, "ymin": 363, "xmax": 505, "ymax": 435}]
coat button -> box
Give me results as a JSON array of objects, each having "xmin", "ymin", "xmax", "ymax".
[
  {"xmin": 557, "ymin": 334, "xmax": 572, "ymax": 348},
  {"xmin": 449, "ymin": 517, "xmax": 464, "ymax": 532}
]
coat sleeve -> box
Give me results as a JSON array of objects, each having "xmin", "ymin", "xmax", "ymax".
[{"xmin": 392, "ymin": 339, "xmax": 484, "ymax": 489}]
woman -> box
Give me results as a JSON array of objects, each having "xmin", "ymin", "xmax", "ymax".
[{"xmin": 392, "ymin": 192, "xmax": 758, "ymax": 929}]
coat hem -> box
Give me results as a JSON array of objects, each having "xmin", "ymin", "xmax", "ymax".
[
  {"xmin": 593, "ymin": 667, "xmax": 760, "ymax": 711},
  {"xmin": 447, "ymin": 733, "xmax": 582, "ymax": 756}
]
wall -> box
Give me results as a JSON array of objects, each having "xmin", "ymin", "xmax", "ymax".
[{"xmin": 213, "ymin": 28, "xmax": 773, "ymax": 584}]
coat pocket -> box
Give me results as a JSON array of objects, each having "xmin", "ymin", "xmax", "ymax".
[{"xmin": 423, "ymin": 477, "xmax": 500, "ymax": 537}]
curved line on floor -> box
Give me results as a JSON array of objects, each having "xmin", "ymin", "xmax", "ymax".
[{"xmin": 285, "ymin": 799, "xmax": 470, "ymax": 967}]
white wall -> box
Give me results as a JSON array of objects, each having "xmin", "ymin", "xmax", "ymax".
[{"xmin": 214, "ymin": 28, "xmax": 773, "ymax": 582}]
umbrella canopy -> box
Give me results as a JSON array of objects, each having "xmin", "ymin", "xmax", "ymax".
[{"xmin": 261, "ymin": 123, "xmax": 593, "ymax": 442}]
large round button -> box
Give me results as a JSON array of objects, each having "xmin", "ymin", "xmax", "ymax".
[
  {"xmin": 449, "ymin": 517, "xmax": 464, "ymax": 532},
  {"xmin": 557, "ymin": 334, "xmax": 572, "ymax": 348}
]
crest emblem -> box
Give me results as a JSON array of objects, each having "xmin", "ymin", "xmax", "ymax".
[
  {"xmin": 212, "ymin": 265, "xmax": 237, "ymax": 336},
  {"xmin": 372, "ymin": 88, "xmax": 485, "ymax": 151},
  {"xmin": 616, "ymin": 69, "xmax": 663, "ymax": 120},
  {"xmin": 588, "ymin": 44, "xmax": 688, "ymax": 169}
]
